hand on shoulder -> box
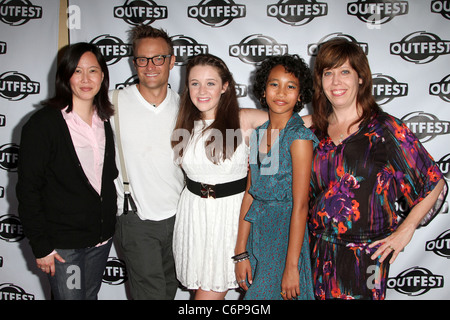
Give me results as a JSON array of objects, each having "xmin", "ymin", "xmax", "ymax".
[{"xmin": 301, "ymin": 114, "xmax": 312, "ymax": 128}]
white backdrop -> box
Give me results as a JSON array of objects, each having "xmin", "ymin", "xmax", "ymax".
[{"xmin": 0, "ymin": 0, "xmax": 449, "ymax": 300}]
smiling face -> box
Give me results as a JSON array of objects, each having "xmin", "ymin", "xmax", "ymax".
[
  {"xmin": 133, "ymin": 37, "xmax": 175, "ymax": 93},
  {"xmin": 321, "ymin": 59, "xmax": 363, "ymax": 110},
  {"xmin": 264, "ymin": 64, "xmax": 301, "ymax": 115},
  {"xmin": 188, "ymin": 65, "xmax": 228, "ymax": 120},
  {"xmin": 70, "ymin": 51, "xmax": 104, "ymax": 106}
]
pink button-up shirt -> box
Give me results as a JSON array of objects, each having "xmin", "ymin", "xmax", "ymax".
[
  {"xmin": 62, "ymin": 107, "xmax": 105, "ymax": 194},
  {"xmin": 40, "ymin": 108, "xmax": 108, "ymax": 258}
]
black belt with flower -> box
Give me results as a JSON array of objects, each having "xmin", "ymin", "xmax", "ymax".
[{"xmin": 186, "ymin": 176, "xmax": 247, "ymax": 199}]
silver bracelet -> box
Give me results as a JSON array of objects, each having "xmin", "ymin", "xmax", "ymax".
[{"xmin": 233, "ymin": 256, "xmax": 249, "ymax": 264}]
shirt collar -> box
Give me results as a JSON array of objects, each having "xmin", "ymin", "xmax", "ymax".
[{"xmin": 62, "ymin": 106, "xmax": 104, "ymax": 128}]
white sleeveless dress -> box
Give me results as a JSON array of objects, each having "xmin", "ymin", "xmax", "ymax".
[{"xmin": 173, "ymin": 120, "xmax": 249, "ymax": 292}]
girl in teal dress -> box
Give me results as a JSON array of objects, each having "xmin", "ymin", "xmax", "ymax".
[{"xmin": 234, "ymin": 55, "xmax": 318, "ymax": 300}]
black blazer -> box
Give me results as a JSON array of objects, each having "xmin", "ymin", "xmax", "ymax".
[{"xmin": 16, "ymin": 106, "xmax": 118, "ymax": 258}]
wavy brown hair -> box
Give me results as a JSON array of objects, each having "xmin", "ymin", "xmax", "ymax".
[
  {"xmin": 171, "ymin": 54, "xmax": 242, "ymax": 164},
  {"xmin": 312, "ymin": 38, "xmax": 381, "ymax": 139}
]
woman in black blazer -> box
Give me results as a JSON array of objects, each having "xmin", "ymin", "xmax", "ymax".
[{"xmin": 16, "ymin": 43, "xmax": 118, "ymax": 300}]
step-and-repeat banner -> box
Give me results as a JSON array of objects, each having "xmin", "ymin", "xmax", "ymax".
[{"xmin": 1, "ymin": 0, "xmax": 449, "ymax": 300}]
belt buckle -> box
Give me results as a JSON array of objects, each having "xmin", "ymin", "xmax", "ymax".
[{"xmin": 200, "ymin": 183, "xmax": 216, "ymax": 199}]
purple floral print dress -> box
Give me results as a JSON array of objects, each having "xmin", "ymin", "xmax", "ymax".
[{"xmin": 309, "ymin": 111, "xmax": 447, "ymax": 300}]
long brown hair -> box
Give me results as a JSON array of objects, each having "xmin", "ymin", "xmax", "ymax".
[
  {"xmin": 312, "ymin": 38, "xmax": 381, "ymax": 139},
  {"xmin": 171, "ymin": 54, "xmax": 242, "ymax": 164}
]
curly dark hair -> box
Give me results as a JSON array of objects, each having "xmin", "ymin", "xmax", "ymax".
[{"xmin": 253, "ymin": 54, "xmax": 313, "ymax": 113}]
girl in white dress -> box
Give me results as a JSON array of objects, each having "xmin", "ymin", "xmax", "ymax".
[{"xmin": 171, "ymin": 54, "xmax": 267, "ymax": 299}]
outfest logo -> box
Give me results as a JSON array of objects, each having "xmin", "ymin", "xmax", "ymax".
[
  {"xmin": 390, "ymin": 31, "xmax": 450, "ymax": 64},
  {"xmin": 436, "ymin": 153, "xmax": 450, "ymax": 181},
  {"xmin": 115, "ymin": 75, "xmax": 139, "ymax": 89},
  {"xmin": 0, "ymin": 41, "xmax": 6, "ymax": 54},
  {"xmin": 171, "ymin": 35, "xmax": 209, "ymax": 66},
  {"xmin": 0, "ymin": 0, "xmax": 42, "ymax": 26},
  {"xmin": 187, "ymin": 0, "xmax": 246, "ymax": 27},
  {"xmin": 235, "ymin": 83, "xmax": 247, "ymax": 98},
  {"xmin": 113, "ymin": 0, "xmax": 168, "ymax": 26},
  {"xmin": 115, "ymin": 75, "xmax": 173, "ymax": 90},
  {"xmin": 0, "ymin": 214, "xmax": 24, "ymax": 242},
  {"xmin": 347, "ymin": 0, "xmax": 408, "ymax": 24},
  {"xmin": 387, "ymin": 267, "xmax": 444, "ymax": 296},
  {"xmin": 429, "ymin": 74, "xmax": 450, "ymax": 103},
  {"xmin": 90, "ymin": 34, "xmax": 132, "ymax": 66},
  {"xmin": 372, "ymin": 73, "xmax": 408, "ymax": 105},
  {"xmin": 229, "ymin": 34, "xmax": 289, "ymax": 65},
  {"xmin": 307, "ymin": 33, "xmax": 369, "ymax": 56},
  {"xmin": 0, "ymin": 143, "xmax": 19, "ymax": 172},
  {"xmin": 0, "ymin": 283, "xmax": 34, "ymax": 300},
  {"xmin": 103, "ymin": 257, "xmax": 128, "ymax": 285},
  {"xmin": 431, "ymin": 0, "xmax": 450, "ymax": 20},
  {"xmin": 0, "ymin": 71, "xmax": 40, "ymax": 101},
  {"xmin": 401, "ymin": 111, "xmax": 450, "ymax": 143},
  {"xmin": 266, "ymin": 0, "xmax": 327, "ymax": 26}
]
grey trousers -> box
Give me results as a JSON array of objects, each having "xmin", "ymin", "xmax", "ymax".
[{"xmin": 116, "ymin": 212, "xmax": 178, "ymax": 300}]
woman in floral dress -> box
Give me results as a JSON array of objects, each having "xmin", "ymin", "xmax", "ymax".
[{"xmin": 307, "ymin": 38, "xmax": 448, "ymax": 300}]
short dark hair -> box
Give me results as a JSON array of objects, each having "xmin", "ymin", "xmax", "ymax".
[
  {"xmin": 44, "ymin": 42, "xmax": 113, "ymax": 120},
  {"xmin": 253, "ymin": 54, "xmax": 313, "ymax": 113},
  {"xmin": 129, "ymin": 24, "xmax": 173, "ymax": 55}
]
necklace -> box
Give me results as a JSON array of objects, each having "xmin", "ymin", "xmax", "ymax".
[
  {"xmin": 266, "ymin": 122, "xmax": 285, "ymax": 148},
  {"xmin": 266, "ymin": 124, "xmax": 272, "ymax": 148},
  {"xmin": 330, "ymin": 111, "xmax": 362, "ymax": 144}
]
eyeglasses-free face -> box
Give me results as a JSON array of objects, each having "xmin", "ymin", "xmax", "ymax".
[
  {"xmin": 70, "ymin": 51, "xmax": 104, "ymax": 106},
  {"xmin": 133, "ymin": 54, "xmax": 172, "ymax": 67}
]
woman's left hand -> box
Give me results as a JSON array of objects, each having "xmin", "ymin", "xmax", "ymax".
[
  {"xmin": 369, "ymin": 224, "xmax": 415, "ymax": 264},
  {"xmin": 370, "ymin": 180, "xmax": 446, "ymax": 264}
]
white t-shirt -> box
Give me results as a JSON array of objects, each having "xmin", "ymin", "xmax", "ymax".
[{"xmin": 109, "ymin": 85, "xmax": 184, "ymax": 221}]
